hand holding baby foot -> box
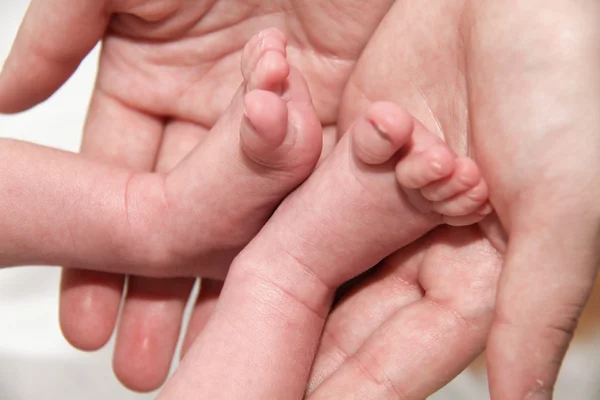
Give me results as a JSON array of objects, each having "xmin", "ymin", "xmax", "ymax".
[
  {"xmin": 2, "ymin": 0, "xmax": 596, "ymax": 398},
  {"xmin": 159, "ymin": 1, "xmax": 599, "ymax": 398},
  {"xmin": 306, "ymin": 226, "xmax": 501, "ymax": 399},
  {"xmin": 158, "ymin": 99, "xmax": 493, "ymax": 398},
  {"xmin": 466, "ymin": 2, "xmax": 600, "ymax": 397},
  {"xmin": 329, "ymin": 0, "xmax": 600, "ymax": 397},
  {"xmin": 0, "ymin": 0, "xmax": 394, "ymax": 390},
  {"xmin": 158, "ymin": 29, "xmax": 322, "ymax": 275}
]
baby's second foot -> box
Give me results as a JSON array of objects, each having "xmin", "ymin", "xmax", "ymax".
[
  {"xmin": 238, "ymin": 101, "xmax": 490, "ymax": 286},
  {"xmin": 160, "ymin": 103, "xmax": 492, "ymax": 398},
  {"xmin": 147, "ymin": 29, "xmax": 322, "ymax": 276},
  {"xmin": 352, "ymin": 102, "xmax": 490, "ymax": 227},
  {"xmin": 388, "ymin": 111, "xmax": 491, "ymax": 227}
]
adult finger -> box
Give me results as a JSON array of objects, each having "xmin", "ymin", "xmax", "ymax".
[
  {"xmin": 59, "ymin": 87, "xmax": 164, "ymax": 351},
  {"xmin": 0, "ymin": 0, "xmax": 109, "ymax": 113},
  {"xmin": 113, "ymin": 120, "xmax": 208, "ymax": 391},
  {"xmin": 465, "ymin": 1, "xmax": 600, "ymax": 397},
  {"xmin": 487, "ymin": 217, "xmax": 599, "ymax": 399},
  {"xmin": 113, "ymin": 277, "xmax": 195, "ymax": 392}
]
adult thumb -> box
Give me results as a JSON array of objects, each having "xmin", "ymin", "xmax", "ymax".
[{"xmin": 486, "ymin": 213, "xmax": 600, "ymax": 399}]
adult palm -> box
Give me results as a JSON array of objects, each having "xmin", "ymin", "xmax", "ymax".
[
  {"xmin": 311, "ymin": 0, "xmax": 600, "ymax": 398},
  {"xmin": 0, "ymin": 0, "xmax": 394, "ymax": 391},
  {"xmin": 2, "ymin": 0, "xmax": 598, "ymax": 398}
]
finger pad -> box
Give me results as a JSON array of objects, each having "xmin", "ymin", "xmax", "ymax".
[{"xmin": 59, "ymin": 270, "xmax": 124, "ymax": 351}]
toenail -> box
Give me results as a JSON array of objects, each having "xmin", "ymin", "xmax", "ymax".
[
  {"xmin": 468, "ymin": 189, "xmax": 486, "ymax": 202},
  {"xmin": 430, "ymin": 160, "xmax": 446, "ymax": 174},
  {"xmin": 478, "ymin": 203, "xmax": 494, "ymax": 215},
  {"xmin": 373, "ymin": 122, "xmax": 391, "ymax": 141}
]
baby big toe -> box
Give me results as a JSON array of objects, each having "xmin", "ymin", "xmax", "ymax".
[{"xmin": 241, "ymin": 90, "xmax": 289, "ymax": 165}]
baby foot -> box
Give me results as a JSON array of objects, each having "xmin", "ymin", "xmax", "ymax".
[
  {"xmin": 241, "ymin": 101, "xmax": 490, "ymax": 287},
  {"xmin": 354, "ymin": 102, "xmax": 491, "ymax": 227},
  {"xmin": 158, "ymin": 102, "xmax": 492, "ymax": 399},
  {"xmin": 140, "ymin": 28, "xmax": 322, "ymax": 276}
]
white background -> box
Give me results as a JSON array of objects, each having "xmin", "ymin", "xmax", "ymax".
[{"xmin": 1, "ymin": 1, "xmax": 598, "ymax": 399}]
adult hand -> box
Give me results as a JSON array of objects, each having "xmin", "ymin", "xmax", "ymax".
[
  {"xmin": 469, "ymin": 2, "xmax": 599, "ymax": 398},
  {"xmin": 0, "ymin": 0, "xmax": 394, "ymax": 391},
  {"xmin": 3, "ymin": 1, "xmax": 597, "ymax": 398},
  {"xmin": 337, "ymin": 0, "xmax": 600, "ymax": 398},
  {"xmin": 305, "ymin": 226, "xmax": 502, "ymax": 399},
  {"xmin": 159, "ymin": 1, "xmax": 600, "ymax": 397},
  {"xmin": 157, "ymin": 227, "xmax": 502, "ymax": 400}
]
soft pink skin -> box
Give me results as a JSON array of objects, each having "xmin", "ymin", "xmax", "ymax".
[
  {"xmin": 336, "ymin": 1, "xmax": 600, "ymax": 398},
  {"xmin": 0, "ymin": 29, "xmax": 323, "ymax": 275},
  {"xmin": 468, "ymin": 3, "xmax": 600, "ymax": 398},
  {"xmin": 166, "ymin": 1, "xmax": 600, "ymax": 398},
  {"xmin": 158, "ymin": 98, "xmax": 492, "ymax": 399},
  {"xmin": 306, "ymin": 226, "xmax": 501, "ymax": 399},
  {"xmin": 0, "ymin": 139, "xmax": 159, "ymax": 271},
  {"xmin": 162, "ymin": 227, "xmax": 502, "ymax": 400},
  {"xmin": 0, "ymin": 1, "xmax": 395, "ymax": 391},
  {"xmin": 0, "ymin": 25, "xmax": 324, "ymax": 390},
  {"xmin": 1, "ymin": 1, "xmax": 599, "ymax": 400},
  {"xmin": 0, "ymin": 25, "xmax": 492, "ymax": 397}
]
